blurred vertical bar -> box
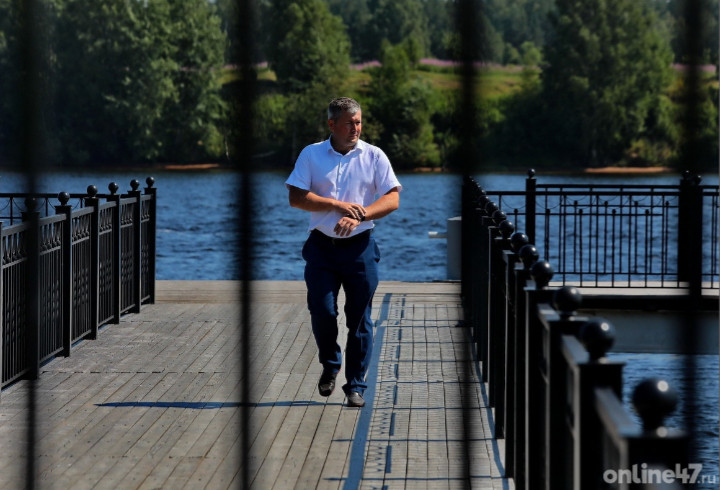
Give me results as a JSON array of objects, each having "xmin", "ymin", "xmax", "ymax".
[
  {"xmin": 18, "ymin": 0, "xmax": 47, "ymax": 486},
  {"xmin": 456, "ymin": 0, "xmax": 483, "ymax": 485},
  {"xmin": 677, "ymin": 0, "xmax": 703, "ymax": 470},
  {"xmin": 233, "ymin": 0, "xmax": 257, "ymax": 487}
]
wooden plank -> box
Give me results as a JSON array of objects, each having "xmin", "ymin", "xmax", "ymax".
[{"xmin": 0, "ymin": 280, "xmax": 514, "ymax": 489}]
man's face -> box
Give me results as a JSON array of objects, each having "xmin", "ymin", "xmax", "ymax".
[{"xmin": 329, "ymin": 110, "xmax": 362, "ymax": 152}]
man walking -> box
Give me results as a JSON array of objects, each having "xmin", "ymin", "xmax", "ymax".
[{"xmin": 285, "ymin": 97, "xmax": 401, "ymax": 407}]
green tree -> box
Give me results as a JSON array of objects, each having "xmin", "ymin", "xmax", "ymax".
[
  {"xmin": 0, "ymin": 0, "xmax": 19, "ymax": 160},
  {"xmin": 368, "ymin": 41, "xmax": 440, "ymax": 168},
  {"xmin": 157, "ymin": 0, "xmax": 227, "ymax": 162},
  {"xmin": 261, "ymin": 0, "xmax": 351, "ymax": 159},
  {"xmin": 326, "ymin": 0, "xmax": 374, "ymax": 62},
  {"xmin": 367, "ymin": 0, "xmax": 430, "ymax": 62},
  {"xmin": 484, "ymin": 0, "xmax": 554, "ymax": 63},
  {"xmin": 52, "ymin": 0, "xmax": 226, "ymax": 165},
  {"xmin": 541, "ymin": 0, "xmax": 673, "ymax": 165},
  {"xmin": 421, "ymin": 0, "xmax": 454, "ymax": 59},
  {"xmin": 264, "ymin": 0, "xmax": 350, "ymax": 93},
  {"xmin": 0, "ymin": 0, "xmax": 59, "ymax": 165}
]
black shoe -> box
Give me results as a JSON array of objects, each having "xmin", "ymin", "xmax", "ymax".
[
  {"xmin": 346, "ymin": 391, "xmax": 365, "ymax": 407},
  {"xmin": 318, "ymin": 369, "xmax": 337, "ymax": 397}
]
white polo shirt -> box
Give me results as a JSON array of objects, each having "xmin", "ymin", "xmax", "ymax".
[{"xmin": 286, "ymin": 138, "xmax": 402, "ymax": 237}]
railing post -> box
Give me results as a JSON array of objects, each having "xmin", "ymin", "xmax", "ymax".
[
  {"xmin": 568, "ymin": 319, "xmax": 624, "ymax": 489},
  {"xmin": 22, "ymin": 197, "xmax": 40, "ymax": 380},
  {"xmin": 477, "ymin": 200, "xmax": 497, "ymax": 381},
  {"xmin": 488, "ymin": 215, "xmax": 513, "ymax": 437},
  {"xmin": 677, "ymin": 171, "xmax": 703, "ymax": 288},
  {"xmin": 544, "ymin": 286, "xmax": 585, "ymax": 490},
  {"xmin": 485, "ymin": 208, "xmax": 501, "ymax": 402},
  {"xmin": 128, "ymin": 180, "xmax": 142, "ymax": 314},
  {"xmin": 502, "ymin": 232, "xmax": 529, "ymax": 477},
  {"xmin": 524, "ymin": 259, "xmax": 554, "ymax": 490},
  {"xmin": 144, "ymin": 177, "xmax": 157, "ymax": 304},
  {"xmin": 510, "ymin": 243, "xmax": 538, "ymax": 487},
  {"xmin": 471, "ymin": 191, "xmax": 489, "ymax": 356},
  {"xmin": 461, "ymin": 176, "xmax": 473, "ymax": 307},
  {"xmin": 107, "ymin": 182, "xmax": 121, "ymax": 324},
  {"xmin": 85, "ymin": 186, "xmax": 100, "ymax": 339},
  {"xmin": 627, "ymin": 379, "xmax": 689, "ymax": 483},
  {"xmin": 56, "ymin": 192, "xmax": 73, "ymax": 357},
  {"xmin": 525, "ymin": 169, "xmax": 537, "ymax": 245}
]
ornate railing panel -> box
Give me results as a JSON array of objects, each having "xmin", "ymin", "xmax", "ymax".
[
  {"xmin": 119, "ymin": 197, "xmax": 137, "ymax": 315},
  {"xmin": 0, "ymin": 179, "xmax": 156, "ymax": 389},
  {"xmin": 2, "ymin": 223, "xmax": 30, "ymax": 386},
  {"xmin": 38, "ymin": 215, "xmax": 65, "ymax": 364},
  {"xmin": 97, "ymin": 202, "xmax": 116, "ymax": 327},
  {"xmin": 70, "ymin": 207, "xmax": 94, "ymax": 342},
  {"xmin": 476, "ymin": 171, "xmax": 720, "ymax": 288}
]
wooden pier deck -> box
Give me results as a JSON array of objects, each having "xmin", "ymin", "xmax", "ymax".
[{"xmin": 0, "ymin": 281, "xmax": 512, "ymax": 489}]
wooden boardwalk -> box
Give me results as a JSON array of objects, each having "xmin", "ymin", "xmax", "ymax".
[{"xmin": 0, "ymin": 281, "xmax": 512, "ymax": 490}]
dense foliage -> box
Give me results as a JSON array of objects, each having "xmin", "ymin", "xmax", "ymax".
[
  {"xmin": 0, "ymin": 0, "xmax": 716, "ymax": 169},
  {"xmin": 540, "ymin": 0, "xmax": 674, "ymax": 164},
  {"xmin": 0, "ymin": 0, "xmax": 226, "ymax": 166}
]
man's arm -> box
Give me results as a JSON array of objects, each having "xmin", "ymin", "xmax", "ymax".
[
  {"xmin": 333, "ymin": 187, "xmax": 400, "ymax": 237},
  {"xmin": 288, "ymin": 185, "xmax": 366, "ymax": 220},
  {"xmin": 363, "ymin": 187, "xmax": 400, "ymax": 221}
]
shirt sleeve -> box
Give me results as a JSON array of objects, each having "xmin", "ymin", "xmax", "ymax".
[
  {"xmin": 373, "ymin": 148, "xmax": 402, "ymax": 196},
  {"xmin": 285, "ymin": 148, "xmax": 311, "ymax": 191}
]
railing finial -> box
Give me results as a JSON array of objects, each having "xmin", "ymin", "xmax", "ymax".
[
  {"xmin": 25, "ymin": 197, "xmax": 38, "ymax": 211},
  {"xmin": 57, "ymin": 192, "xmax": 70, "ymax": 206},
  {"xmin": 527, "ymin": 168, "xmax": 536, "ymax": 178},
  {"xmin": 578, "ymin": 318, "xmax": 614, "ymax": 360},
  {"xmin": 499, "ymin": 220, "xmax": 514, "ymax": 239},
  {"xmin": 87, "ymin": 185, "xmax": 98, "ymax": 197},
  {"xmin": 108, "ymin": 182, "xmax": 119, "ymax": 195},
  {"xmin": 130, "ymin": 179, "xmax": 140, "ymax": 191},
  {"xmin": 510, "ymin": 232, "xmax": 529, "ymax": 253},
  {"xmin": 485, "ymin": 201, "xmax": 499, "ymax": 216},
  {"xmin": 146, "ymin": 176, "xmax": 155, "ymax": 188},
  {"xmin": 552, "ymin": 286, "xmax": 582, "ymax": 319},
  {"xmin": 492, "ymin": 209, "xmax": 506, "ymax": 225},
  {"xmin": 632, "ymin": 378, "xmax": 679, "ymax": 433},
  {"xmin": 519, "ymin": 244, "xmax": 539, "ymax": 270},
  {"xmin": 530, "ymin": 260, "xmax": 553, "ymax": 288}
]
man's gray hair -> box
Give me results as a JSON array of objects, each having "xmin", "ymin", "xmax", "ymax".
[{"xmin": 328, "ymin": 97, "xmax": 361, "ymax": 121}]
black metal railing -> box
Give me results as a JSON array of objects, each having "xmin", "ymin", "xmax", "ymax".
[
  {"xmin": 1, "ymin": 178, "xmax": 156, "ymax": 388},
  {"xmin": 461, "ymin": 175, "xmax": 707, "ymax": 489},
  {"xmin": 474, "ymin": 171, "xmax": 720, "ymax": 288}
]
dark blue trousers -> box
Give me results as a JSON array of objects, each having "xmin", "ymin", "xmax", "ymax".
[{"xmin": 302, "ymin": 230, "xmax": 380, "ymax": 395}]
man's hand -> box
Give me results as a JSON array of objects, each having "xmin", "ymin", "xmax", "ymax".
[
  {"xmin": 288, "ymin": 186, "xmax": 366, "ymax": 221},
  {"xmin": 333, "ymin": 216, "xmax": 361, "ymax": 237},
  {"xmin": 333, "ymin": 201, "xmax": 366, "ymax": 221}
]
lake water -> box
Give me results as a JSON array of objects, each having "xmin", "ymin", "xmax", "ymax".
[{"xmin": 2, "ymin": 168, "xmax": 718, "ymax": 484}]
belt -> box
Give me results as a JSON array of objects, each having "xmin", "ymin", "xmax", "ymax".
[{"xmin": 311, "ymin": 229, "xmax": 371, "ymax": 246}]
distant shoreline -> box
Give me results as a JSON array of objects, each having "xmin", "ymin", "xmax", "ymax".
[
  {"xmin": 584, "ymin": 166, "xmax": 673, "ymax": 174},
  {"xmin": 152, "ymin": 163, "xmax": 678, "ymax": 175}
]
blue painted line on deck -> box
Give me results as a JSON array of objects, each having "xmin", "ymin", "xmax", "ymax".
[
  {"xmin": 344, "ymin": 293, "xmax": 393, "ymax": 490},
  {"xmin": 389, "ymin": 412, "xmax": 396, "ymax": 436},
  {"xmin": 385, "ymin": 445, "xmax": 393, "ymax": 474}
]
